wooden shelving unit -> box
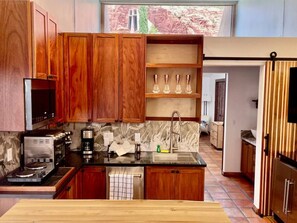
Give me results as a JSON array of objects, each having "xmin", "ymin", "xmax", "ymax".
[{"xmin": 145, "ymin": 34, "xmax": 204, "ymax": 122}]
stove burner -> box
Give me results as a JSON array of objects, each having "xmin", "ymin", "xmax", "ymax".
[
  {"xmin": 15, "ymin": 170, "xmax": 35, "ymax": 178},
  {"xmin": 26, "ymin": 162, "xmax": 47, "ymax": 170}
]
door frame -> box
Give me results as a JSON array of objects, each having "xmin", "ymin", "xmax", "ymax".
[{"xmin": 204, "ymin": 60, "xmax": 266, "ymax": 212}]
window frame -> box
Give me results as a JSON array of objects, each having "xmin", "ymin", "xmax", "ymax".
[{"xmin": 101, "ymin": 1, "xmax": 238, "ymax": 36}]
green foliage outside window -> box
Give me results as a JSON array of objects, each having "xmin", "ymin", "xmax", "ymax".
[{"xmin": 139, "ymin": 6, "xmax": 148, "ymax": 33}]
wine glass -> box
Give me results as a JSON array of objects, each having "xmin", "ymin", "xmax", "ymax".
[
  {"xmin": 152, "ymin": 74, "xmax": 160, "ymax": 93},
  {"xmin": 175, "ymin": 74, "xmax": 182, "ymax": 94},
  {"xmin": 185, "ymin": 74, "xmax": 192, "ymax": 94},
  {"xmin": 163, "ymin": 74, "xmax": 170, "ymax": 94}
]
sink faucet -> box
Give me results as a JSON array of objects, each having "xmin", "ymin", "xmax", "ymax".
[{"xmin": 169, "ymin": 111, "xmax": 182, "ymax": 153}]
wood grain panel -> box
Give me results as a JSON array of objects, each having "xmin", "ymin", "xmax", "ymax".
[
  {"xmin": 0, "ymin": 0, "xmax": 31, "ymax": 131},
  {"xmin": 260, "ymin": 61, "xmax": 297, "ymax": 216},
  {"xmin": 31, "ymin": 2, "xmax": 48, "ymax": 78},
  {"xmin": 145, "ymin": 166, "xmax": 175, "ymax": 200},
  {"xmin": 81, "ymin": 166, "xmax": 106, "ymax": 199},
  {"xmin": 0, "ymin": 199, "xmax": 230, "ymax": 222},
  {"xmin": 48, "ymin": 16, "xmax": 58, "ymax": 77},
  {"xmin": 92, "ymin": 34, "xmax": 119, "ymax": 122},
  {"xmin": 63, "ymin": 33, "xmax": 92, "ymax": 122},
  {"xmin": 176, "ymin": 167, "xmax": 204, "ymax": 201},
  {"xmin": 119, "ymin": 34, "xmax": 145, "ymax": 123},
  {"xmin": 145, "ymin": 166, "xmax": 204, "ymax": 201},
  {"xmin": 55, "ymin": 33, "xmax": 64, "ymax": 123}
]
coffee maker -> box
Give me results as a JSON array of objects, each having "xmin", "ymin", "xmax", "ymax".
[{"xmin": 81, "ymin": 127, "xmax": 94, "ymax": 155}]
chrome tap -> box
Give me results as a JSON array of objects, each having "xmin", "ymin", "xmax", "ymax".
[{"xmin": 169, "ymin": 111, "xmax": 182, "ymax": 153}]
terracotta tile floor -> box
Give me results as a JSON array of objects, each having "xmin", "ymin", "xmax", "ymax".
[{"xmin": 199, "ymin": 134, "xmax": 272, "ymax": 223}]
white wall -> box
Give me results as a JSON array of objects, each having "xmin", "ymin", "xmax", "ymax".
[
  {"xmin": 33, "ymin": 0, "xmax": 100, "ymax": 32},
  {"xmin": 236, "ymin": 0, "xmax": 297, "ymax": 37},
  {"xmin": 204, "ymin": 66, "xmax": 260, "ymax": 173}
]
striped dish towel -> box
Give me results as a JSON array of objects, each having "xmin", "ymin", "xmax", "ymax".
[{"xmin": 109, "ymin": 172, "xmax": 133, "ymax": 200}]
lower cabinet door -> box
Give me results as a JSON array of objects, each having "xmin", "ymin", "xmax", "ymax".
[
  {"xmin": 288, "ymin": 167, "xmax": 297, "ymax": 223},
  {"xmin": 271, "ymin": 159, "xmax": 291, "ymax": 222},
  {"xmin": 56, "ymin": 175, "xmax": 76, "ymax": 199},
  {"xmin": 145, "ymin": 166, "xmax": 205, "ymax": 201},
  {"xmin": 175, "ymin": 167, "xmax": 204, "ymax": 201},
  {"xmin": 81, "ymin": 166, "xmax": 106, "ymax": 199},
  {"xmin": 145, "ymin": 166, "xmax": 175, "ymax": 200}
]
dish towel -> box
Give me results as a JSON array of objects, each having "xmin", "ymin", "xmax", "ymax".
[{"xmin": 109, "ymin": 172, "xmax": 134, "ymax": 200}]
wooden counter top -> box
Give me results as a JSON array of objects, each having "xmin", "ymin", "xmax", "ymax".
[{"xmin": 0, "ymin": 199, "xmax": 230, "ymax": 222}]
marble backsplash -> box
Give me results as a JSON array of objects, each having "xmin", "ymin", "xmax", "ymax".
[
  {"xmin": 64, "ymin": 121, "xmax": 200, "ymax": 153},
  {"xmin": 0, "ymin": 121, "xmax": 200, "ymax": 178},
  {"xmin": 0, "ymin": 132, "xmax": 21, "ymax": 178}
]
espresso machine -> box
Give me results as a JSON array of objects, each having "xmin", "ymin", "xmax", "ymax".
[{"xmin": 81, "ymin": 127, "xmax": 94, "ymax": 155}]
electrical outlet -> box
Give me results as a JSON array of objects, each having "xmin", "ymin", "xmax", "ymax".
[
  {"xmin": 135, "ymin": 133, "xmax": 141, "ymax": 144},
  {"xmin": 7, "ymin": 148, "xmax": 13, "ymax": 162}
]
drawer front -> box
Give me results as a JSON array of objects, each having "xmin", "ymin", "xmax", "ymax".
[{"xmin": 211, "ymin": 122, "xmax": 218, "ymax": 132}]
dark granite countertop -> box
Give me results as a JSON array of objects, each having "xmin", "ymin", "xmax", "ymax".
[{"xmin": 64, "ymin": 151, "xmax": 207, "ymax": 168}]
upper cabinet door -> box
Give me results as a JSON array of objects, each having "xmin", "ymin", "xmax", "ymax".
[
  {"xmin": 31, "ymin": 2, "xmax": 48, "ymax": 79},
  {"xmin": 92, "ymin": 34, "xmax": 119, "ymax": 123},
  {"xmin": 64, "ymin": 33, "xmax": 92, "ymax": 122},
  {"xmin": 119, "ymin": 34, "xmax": 145, "ymax": 123},
  {"xmin": 48, "ymin": 16, "xmax": 58, "ymax": 79}
]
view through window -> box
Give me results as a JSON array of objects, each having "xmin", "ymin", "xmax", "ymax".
[{"xmin": 103, "ymin": 5, "xmax": 234, "ymax": 36}]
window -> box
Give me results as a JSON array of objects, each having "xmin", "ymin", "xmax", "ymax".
[{"xmin": 102, "ymin": 3, "xmax": 235, "ymax": 36}]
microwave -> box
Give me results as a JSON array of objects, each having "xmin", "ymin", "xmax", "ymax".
[{"xmin": 24, "ymin": 79, "xmax": 56, "ymax": 130}]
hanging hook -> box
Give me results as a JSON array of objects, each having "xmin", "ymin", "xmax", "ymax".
[{"xmin": 270, "ymin": 51, "xmax": 277, "ymax": 71}]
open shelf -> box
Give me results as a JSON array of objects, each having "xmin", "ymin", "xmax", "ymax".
[
  {"xmin": 146, "ymin": 63, "xmax": 202, "ymax": 68},
  {"xmin": 145, "ymin": 93, "xmax": 201, "ymax": 99}
]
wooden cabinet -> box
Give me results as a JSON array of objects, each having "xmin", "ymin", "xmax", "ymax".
[
  {"xmin": 210, "ymin": 121, "xmax": 224, "ymax": 149},
  {"xmin": 145, "ymin": 166, "xmax": 204, "ymax": 201},
  {"xmin": 119, "ymin": 34, "xmax": 145, "ymax": 123},
  {"xmin": 92, "ymin": 34, "xmax": 119, "ymax": 122},
  {"xmin": 272, "ymin": 158, "xmax": 297, "ymax": 223},
  {"xmin": 145, "ymin": 35, "xmax": 203, "ymax": 121},
  {"xmin": 241, "ymin": 140, "xmax": 255, "ymax": 182},
  {"xmin": 0, "ymin": 1, "xmax": 61, "ymax": 131},
  {"xmin": 56, "ymin": 174, "xmax": 77, "ymax": 199},
  {"xmin": 92, "ymin": 34, "xmax": 145, "ymax": 123},
  {"xmin": 63, "ymin": 33, "xmax": 93, "ymax": 122},
  {"xmin": 81, "ymin": 166, "xmax": 106, "ymax": 199}
]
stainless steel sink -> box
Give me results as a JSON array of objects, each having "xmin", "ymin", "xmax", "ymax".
[{"xmin": 152, "ymin": 152, "xmax": 197, "ymax": 164}]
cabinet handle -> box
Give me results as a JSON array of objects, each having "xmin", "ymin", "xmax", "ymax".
[
  {"xmin": 176, "ymin": 170, "xmax": 180, "ymax": 174},
  {"xmin": 283, "ymin": 179, "xmax": 288, "ymax": 213},
  {"xmin": 285, "ymin": 180, "xmax": 294, "ymax": 214},
  {"xmin": 171, "ymin": 170, "xmax": 176, "ymax": 173},
  {"xmin": 47, "ymin": 74, "xmax": 57, "ymax": 79},
  {"xmin": 66, "ymin": 186, "xmax": 71, "ymax": 191}
]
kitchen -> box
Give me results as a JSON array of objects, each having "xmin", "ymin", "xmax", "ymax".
[{"xmin": 1, "ymin": 0, "xmax": 297, "ymax": 222}]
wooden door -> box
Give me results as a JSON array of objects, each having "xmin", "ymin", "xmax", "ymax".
[
  {"xmin": 93, "ymin": 34, "xmax": 119, "ymax": 122},
  {"xmin": 260, "ymin": 61, "xmax": 297, "ymax": 216},
  {"xmin": 214, "ymin": 79, "xmax": 225, "ymax": 122},
  {"xmin": 31, "ymin": 2, "xmax": 48, "ymax": 79},
  {"xmin": 145, "ymin": 166, "xmax": 175, "ymax": 200},
  {"xmin": 63, "ymin": 33, "xmax": 92, "ymax": 122},
  {"xmin": 81, "ymin": 167, "xmax": 106, "ymax": 199},
  {"xmin": 176, "ymin": 167, "xmax": 204, "ymax": 201},
  {"xmin": 56, "ymin": 175, "xmax": 77, "ymax": 199},
  {"xmin": 119, "ymin": 34, "xmax": 145, "ymax": 123}
]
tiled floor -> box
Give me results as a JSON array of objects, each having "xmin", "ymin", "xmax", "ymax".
[{"xmin": 199, "ymin": 134, "xmax": 272, "ymax": 223}]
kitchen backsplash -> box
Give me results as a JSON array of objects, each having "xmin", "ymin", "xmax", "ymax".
[
  {"xmin": 64, "ymin": 121, "xmax": 200, "ymax": 153},
  {"xmin": 0, "ymin": 132, "xmax": 21, "ymax": 178},
  {"xmin": 0, "ymin": 121, "xmax": 200, "ymax": 179}
]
